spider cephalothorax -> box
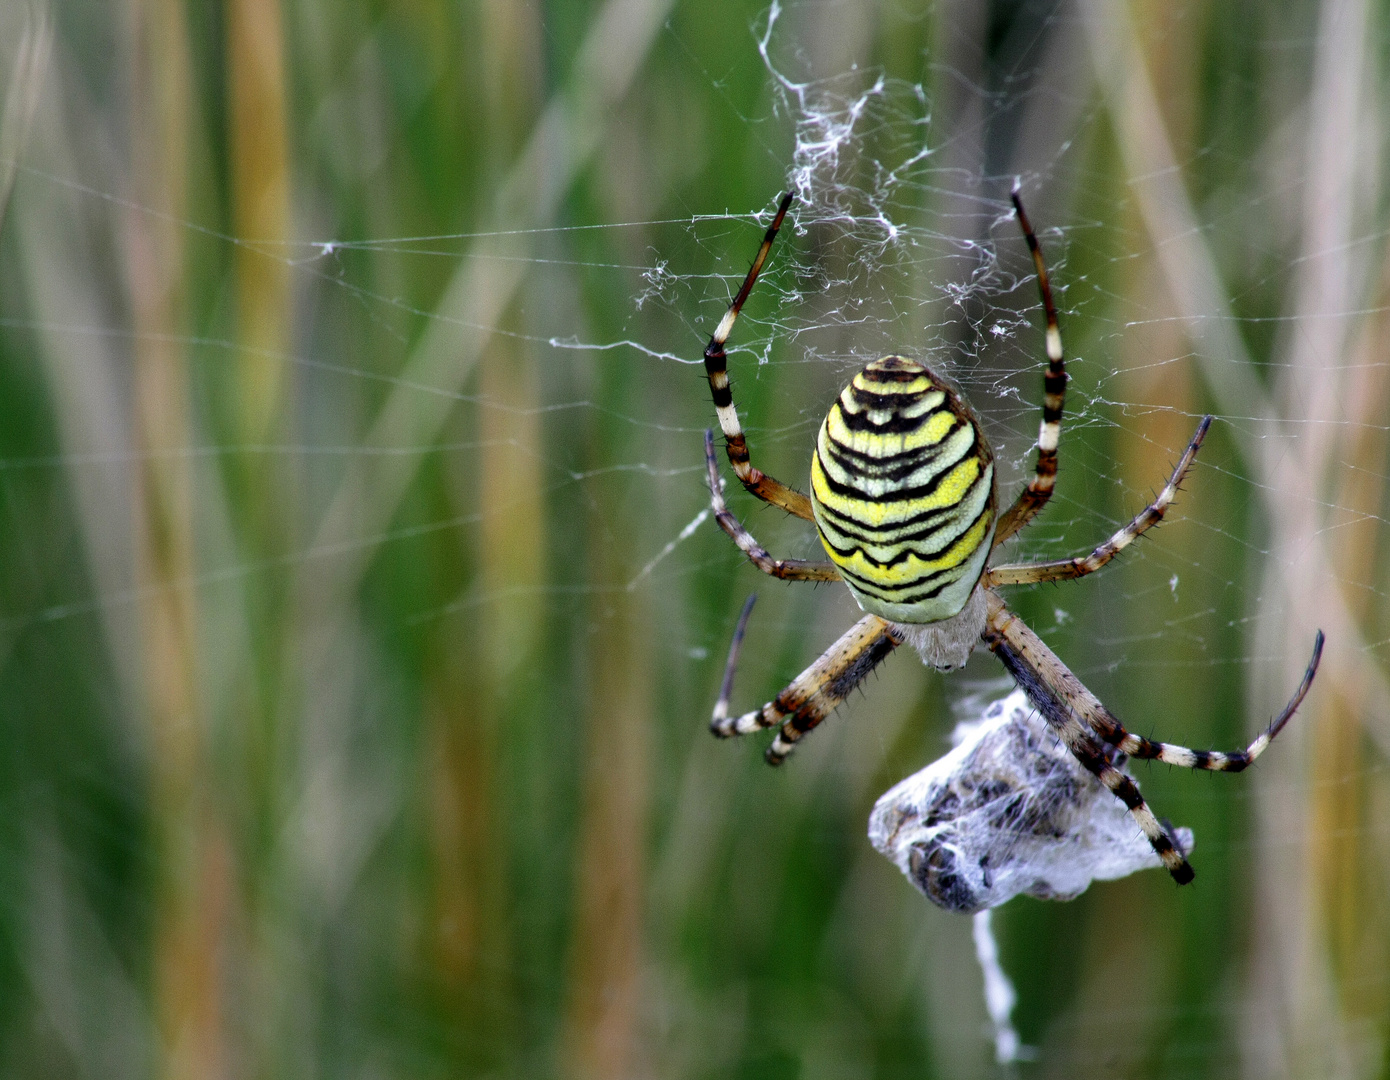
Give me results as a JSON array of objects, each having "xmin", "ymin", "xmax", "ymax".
[{"xmin": 700, "ymin": 189, "xmax": 1324, "ymax": 886}]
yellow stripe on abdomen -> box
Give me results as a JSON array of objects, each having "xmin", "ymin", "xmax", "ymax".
[
  {"xmin": 827, "ymin": 511, "xmax": 991, "ymax": 587},
  {"xmin": 812, "ymin": 448, "xmax": 980, "ymax": 523},
  {"xmin": 810, "ymin": 356, "xmax": 996, "ymax": 624}
]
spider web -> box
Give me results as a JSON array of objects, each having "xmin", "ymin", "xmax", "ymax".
[
  {"xmin": 1, "ymin": 0, "xmax": 1388, "ymax": 1078},
  {"xmin": 633, "ymin": 7, "xmax": 1388, "ymax": 1074}
]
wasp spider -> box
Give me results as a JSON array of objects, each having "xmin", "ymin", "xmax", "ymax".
[{"xmin": 702, "ymin": 189, "xmax": 1324, "ymax": 885}]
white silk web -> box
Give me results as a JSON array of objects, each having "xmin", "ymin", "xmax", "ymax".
[{"xmin": 5, "ymin": 0, "xmax": 1389, "ymax": 1074}]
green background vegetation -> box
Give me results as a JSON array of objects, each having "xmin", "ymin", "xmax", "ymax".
[{"xmin": 0, "ymin": 0, "xmax": 1386, "ymax": 1076}]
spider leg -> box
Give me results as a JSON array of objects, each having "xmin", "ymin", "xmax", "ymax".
[
  {"xmin": 712, "ymin": 593, "xmax": 760, "ymax": 732},
  {"xmin": 703, "ymin": 192, "xmax": 816, "ymax": 522},
  {"xmin": 985, "ymin": 417, "xmax": 1211, "ymax": 587},
  {"xmin": 993, "ymin": 186, "xmax": 1067, "ymax": 548},
  {"xmin": 981, "ymin": 590, "xmax": 1194, "ymax": 883},
  {"xmin": 711, "ymin": 611, "xmax": 902, "ymax": 766},
  {"xmin": 1079, "ymin": 631, "xmax": 1324, "ymax": 771},
  {"xmin": 983, "ymin": 590, "xmax": 1326, "ymax": 883},
  {"xmin": 705, "ymin": 431, "xmax": 841, "ymax": 581}
]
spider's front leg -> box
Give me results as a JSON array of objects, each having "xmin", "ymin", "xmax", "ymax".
[
  {"xmin": 980, "ymin": 590, "xmax": 1195, "ymax": 883},
  {"xmin": 1062, "ymin": 631, "xmax": 1324, "ymax": 772},
  {"xmin": 712, "ymin": 601, "xmax": 902, "ymax": 765},
  {"xmin": 981, "ymin": 589, "xmax": 1325, "ymax": 885}
]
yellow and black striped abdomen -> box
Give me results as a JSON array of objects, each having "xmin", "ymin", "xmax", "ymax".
[{"xmin": 810, "ymin": 356, "xmax": 996, "ymax": 624}]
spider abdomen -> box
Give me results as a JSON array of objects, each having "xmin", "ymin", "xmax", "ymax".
[{"xmin": 810, "ymin": 356, "xmax": 996, "ymax": 624}]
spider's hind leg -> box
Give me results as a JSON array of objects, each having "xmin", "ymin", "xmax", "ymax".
[
  {"xmin": 993, "ymin": 187, "xmax": 1068, "ymax": 547},
  {"xmin": 701, "ymin": 193, "xmax": 815, "ymax": 521}
]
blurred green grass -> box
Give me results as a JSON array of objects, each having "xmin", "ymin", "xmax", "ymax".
[{"xmin": 0, "ymin": 0, "xmax": 1387, "ymax": 1077}]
